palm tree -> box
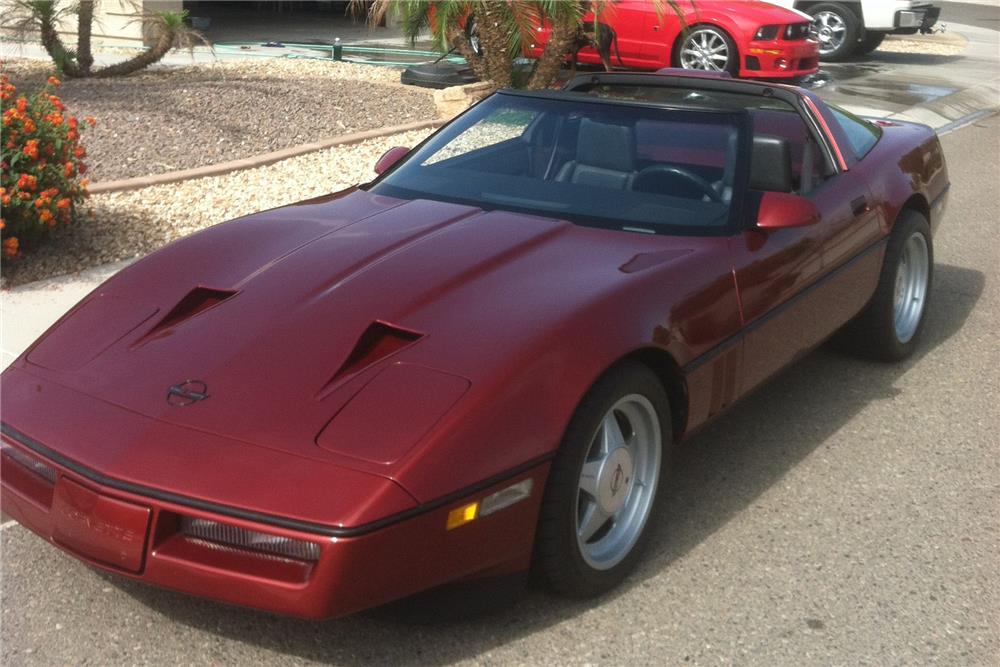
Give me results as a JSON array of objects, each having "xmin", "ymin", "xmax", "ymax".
[
  {"xmin": 361, "ymin": 1, "xmax": 684, "ymax": 91},
  {"xmin": 3, "ymin": 0, "xmax": 209, "ymax": 78}
]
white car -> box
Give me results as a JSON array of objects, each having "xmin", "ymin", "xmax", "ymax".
[{"xmin": 767, "ymin": 1, "xmax": 942, "ymax": 60}]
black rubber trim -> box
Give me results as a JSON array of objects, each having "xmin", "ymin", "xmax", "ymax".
[
  {"xmin": 929, "ymin": 183, "xmax": 950, "ymax": 210},
  {"xmin": 682, "ymin": 235, "xmax": 890, "ymax": 374},
  {"xmin": 0, "ymin": 422, "xmax": 553, "ymax": 538}
]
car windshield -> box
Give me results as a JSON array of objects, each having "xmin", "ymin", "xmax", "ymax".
[{"xmin": 369, "ymin": 92, "xmax": 747, "ymax": 235}]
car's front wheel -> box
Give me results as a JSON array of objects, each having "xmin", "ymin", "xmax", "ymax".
[
  {"xmin": 534, "ymin": 362, "xmax": 671, "ymax": 596},
  {"xmin": 809, "ymin": 3, "xmax": 860, "ymax": 61},
  {"xmin": 674, "ymin": 26, "xmax": 738, "ymax": 76}
]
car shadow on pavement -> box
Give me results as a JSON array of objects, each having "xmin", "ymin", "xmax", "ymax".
[{"xmin": 101, "ymin": 262, "xmax": 984, "ymax": 666}]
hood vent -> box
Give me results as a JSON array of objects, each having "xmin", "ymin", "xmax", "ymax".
[
  {"xmin": 319, "ymin": 321, "xmax": 423, "ymax": 395},
  {"xmin": 134, "ymin": 287, "xmax": 238, "ymax": 346}
]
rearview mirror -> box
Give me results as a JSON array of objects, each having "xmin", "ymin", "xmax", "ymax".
[
  {"xmin": 374, "ymin": 146, "xmax": 410, "ymax": 175},
  {"xmin": 756, "ymin": 191, "xmax": 821, "ymax": 230}
]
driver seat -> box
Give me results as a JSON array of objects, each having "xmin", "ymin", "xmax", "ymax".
[{"xmin": 555, "ymin": 119, "xmax": 637, "ymax": 190}]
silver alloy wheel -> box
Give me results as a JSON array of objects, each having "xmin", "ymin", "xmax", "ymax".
[
  {"xmin": 814, "ymin": 10, "xmax": 848, "ymax": 56},
  {"xmin": 679, "ymin": 28, "xmax": 731, "ymax": 72},
  {"xmin": 575, "ymin": 394, "xmax": 661, "ymax": 570},
  {"xmin": 893, "ymin": 232, "xmax": 930, "ymax": 344}
]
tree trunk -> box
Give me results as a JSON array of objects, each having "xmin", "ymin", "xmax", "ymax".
[
  {"xmin": 474, "ymin": 5, "xmax": 513, "ymax": 89},
  {"xmin": 93, "ymin": 30, "xmax": 175, "ymax": 78},
  {"xmin": 526, "ymin": 15, "xmax": 578, "ymax": 90},
  {"xmin": 446, "ymin": 26, "xmax": 491, "ymax": 84},
  {"xmin": 76, "ymin": 1, "xmax": 95, "ymax": 74},
  {"xmin": 38, "ymin": 12, "xmax": 83, "ymax": 77}
]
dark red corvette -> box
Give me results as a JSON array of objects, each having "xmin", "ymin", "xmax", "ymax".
[{"xmin": 1, "ymin": 72, "xmax": 948, "ymax": 619}]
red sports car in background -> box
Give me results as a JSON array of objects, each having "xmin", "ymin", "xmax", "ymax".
[
  {"xmin": 525, "ymin": 0, "xmax": 820, "ymax": 79},
  {"xmin": 1, "ymin": 71, "xmax": 947, "ymax": 620}
]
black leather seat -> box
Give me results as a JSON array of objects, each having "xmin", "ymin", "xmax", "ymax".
[{"xmin": 555, "ymin": 119, "xmax": 637, "ymax": 190}]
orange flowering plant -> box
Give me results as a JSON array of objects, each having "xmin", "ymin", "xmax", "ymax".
[{"xmin": 1, "ymin": 73, "xmax": 92, "ymax": 260}]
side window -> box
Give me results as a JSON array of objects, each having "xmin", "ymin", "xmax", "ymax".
[{"xmin": 828, "ymin": 105, "xmax": 881, "ymax": 160}]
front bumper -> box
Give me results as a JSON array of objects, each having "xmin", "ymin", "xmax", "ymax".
[
  {"xmin": 1, "ymin": 425, "xmax": 548, "ymax": 619},
  {"xmin": 740, "ymin": 39, "xmax": 820, "ymax": 79}
]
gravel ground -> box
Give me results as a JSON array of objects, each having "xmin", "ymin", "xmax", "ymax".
[
  {"xmin": 0, "ymin": 58, "xmax": 437, "ymax": 182},
  {"xmin": 0, "ymin": 127, "xmax": 434, "ymax": 287}
]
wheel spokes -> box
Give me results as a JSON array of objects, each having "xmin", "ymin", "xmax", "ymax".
[{"xmin": 578, "ymin": 500, "xmax": 611, "ymax": 543}]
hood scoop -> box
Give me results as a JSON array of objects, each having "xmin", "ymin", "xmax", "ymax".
[
  {"xmin": 317, "ymin": 321, "xmax": 423, "ymax": 398},
  {"xmin": 133, "ymin": 287, "xmax": 238, "ymax": 347}
]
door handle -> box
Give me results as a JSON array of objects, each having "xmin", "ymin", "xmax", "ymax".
[{"xmin": 851, "ymin": 196, "xmax": 870, "ymax": 216}]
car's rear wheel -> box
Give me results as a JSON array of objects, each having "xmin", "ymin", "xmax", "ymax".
[
  {"xmin": 856, "ymin": 30, "xmax": 887, "ymax": 56},
  {"xmin": 836, "ymin": 210, "xmax": 933, "ymax": 361},
  {"xmin": 674, "ymin": 26, "xmax": 738, "ymax": 76},
  {"xmin": 809, "ymin": 3, "xmax": 860, "ymax": 61},
  {"xmin": 534, "ymin": 362, "xmax": 671, "ymax": 596}
]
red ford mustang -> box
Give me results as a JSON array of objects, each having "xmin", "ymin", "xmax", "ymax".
[
  {"xmin": 524, "ymin": 0, "xmax": 820, "ymax": 79},
  {"xmin": 1, "ymin": 71, "xmax": 948, "ymax": 619}
]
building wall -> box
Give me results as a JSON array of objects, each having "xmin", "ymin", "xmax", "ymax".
[{"xmin": 0, "ymin": 0, "xmax": 183, "ymax": 48}]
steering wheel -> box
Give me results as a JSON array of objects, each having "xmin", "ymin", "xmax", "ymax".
[{"xmin": 632, "ymin": 164, "xmax": 722, "ymax": 202}]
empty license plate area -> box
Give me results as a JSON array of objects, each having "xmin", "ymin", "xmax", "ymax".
[{"xmin": 52, "ymin": 477, "xmax": 151, "ymax": 573}]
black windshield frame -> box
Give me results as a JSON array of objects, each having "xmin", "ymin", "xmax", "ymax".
[{"xmin": 366, "ymin": 90, "xmax": 753, "ymax": 237}]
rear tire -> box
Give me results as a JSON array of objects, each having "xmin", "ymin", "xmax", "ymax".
[
  {"xmin": 809, "ymin": 3, "xmax": 860, "ymax": 62},
  {"xmin": 856, "ymin": 31, "xmax": 886, "ymax": 56},
  {"xmin": 534, "ymin": 362, "xmax": 672, "ymax": 597},
  {"xmin": 835, "ymin": 210, "xmax": 933, "ymax": 361}
]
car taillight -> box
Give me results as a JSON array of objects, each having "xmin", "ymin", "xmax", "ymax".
[
  {"xmin": 180, "ymin": 517, "xmax": 321, "ymax": 561},
  {"xmin": 754, "ymin": 25, "xmax": 780, "ymax": 40},
  {"xmin": 1, "ymin": 441, "xmax": 57, "ymax": 483}
]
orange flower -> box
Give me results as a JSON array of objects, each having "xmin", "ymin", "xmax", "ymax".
[
  {"xmin": 73, "ymin": 145, "xmax": 86, "ymax": 158},
  {"xmin": 67, "ymin": 129, "xmax": 78, "ymax": 142},
  {"xmin": 1, "ymin": 195, "xmax": 10, "ymax": 206},
  {"xmin": 22, "ymin": 118, "xmax": 36, "ymax": 134},
  {"xmin": 56, "ymin": 198, "xmax": 71, "ymax": 209},
  {"xmin": 39, "ymin": 209, "xmax": 54, "ymax": 226},
  {"xmin": 63, "ymin": 162, "xmax": 74, "ymax": 177},
  {"xmin": 0, "ymin": 219, "xmax": 4, "ymax": 230},
  {"xmin": 68, "ymin": 116, "xmax": 78, "ymax": 129},
  {"xmin": 15, "ymin": 97, "xmax": 26, "ymax": 113},
  {"xmin": 44, "ymin": 112, "xmax": 64, "ymax": 126},
  {"xmin": 3, "ymin": 237, "xmax": 19, "ymax": 259},
  {"xmin": 47, "ymin": 95, "xmax": 65, "ymax": 111},
  {"xmin": 84, "ymin": 116, "xmax": 96, "ymax": 126},
  {"xmin": 47, "ymin": 75, "xmax": 61, "ymax": 87},
  {"xmin": 17, "ymin": 174, "xmax": 37, "ymax": 191},
  {"xmin": 23, "ymin": 138, "xmax": 39, "ymax": 160}
]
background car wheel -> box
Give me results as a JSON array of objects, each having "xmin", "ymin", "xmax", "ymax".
[
  {"xmin": 809, "ymin": 3, "xmax": 860, "ymax": 61},
  {"xmin": 834, "ymin": 210, "xmax": 933, "ymax": 361},
  {"xmin": 855, "ymin": 30, "xmax": 887, "ymax": 56},
  {"xmin": 465, "ymin": 16, "xmax": 482, "ymax": 57},
  {"xmin": 534, "ymin": 362, "xmax": 672, "ymax": 597},
  {"xmin": 674, "ymin": 26, "xmax": 738, "ymax": 76}
]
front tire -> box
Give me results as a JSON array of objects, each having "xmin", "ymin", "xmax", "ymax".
[
  {"xmin": 534, "ymin": 362, "xmax": 672, "ymax": 597},
  {"xmin": 809, "ymin": 3, "xmax": 860, "ymax": 61},
  {"xmin": 674, "ymin": 26, "xmax": 738, "ymax": 76},
  {"xmin": 837, "ymin": 210, "xmax": 933, "ymax": 361},
  {"xmin": 856, "ymin": 30, "xmax": 887, "ymax": 56}
]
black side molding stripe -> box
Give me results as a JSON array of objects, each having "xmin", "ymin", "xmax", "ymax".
[
  {"xmin": 0, "ymin": 422, "xmax": 554, "ymax": 538},
  {"xmin": 929, "ymin": 183, "xmax": 950, "ymax": 210},
  {"xmin": 682, "ymin": 235, "xmax": 889, "ymax": 374}
]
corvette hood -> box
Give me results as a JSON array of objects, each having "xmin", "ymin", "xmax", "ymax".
[{"xmin": 17, "ymin": 190, "xmax": 694, "ymax": 465}]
